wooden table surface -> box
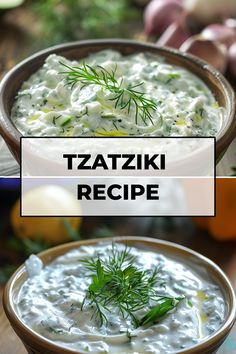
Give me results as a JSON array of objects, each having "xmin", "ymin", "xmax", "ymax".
[{"xmin": 0, "ymin": 287, "xmax": 25, "ymax": 354}]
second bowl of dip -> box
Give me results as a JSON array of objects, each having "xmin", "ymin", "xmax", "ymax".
[
  {"xmin": 0, "ymin": 39, "xmax": 235, "ymax": 163},
  {"xmin": 3, "ymin": 236, "xmax": 236, "ymax": 354}
]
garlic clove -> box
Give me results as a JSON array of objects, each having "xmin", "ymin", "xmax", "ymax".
[
  {"xmin": 144, "ymin": 0, "xmax": 184, "ymax": 36},
  {"xmin": 180, "ymin": 35, "xmax": 228, "ymax": 73},
  {"xmin": 157, "ymin": 18, "xmax": 191, "ymax": 48},
  {"xmin": 201, "ymin": 24, "xmax": 236, "ymax": 48}
]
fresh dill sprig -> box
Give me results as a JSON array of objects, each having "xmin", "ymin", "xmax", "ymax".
[
  {"xmin": 81, "ymin": 244, "xmax": 182, "ymax": 327},
  {"xmin": 60, "ymin": 62, "xmax": 157, "ymax": 125}
]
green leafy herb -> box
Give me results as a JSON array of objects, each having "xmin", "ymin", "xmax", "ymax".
[
  {"xmin": 57, "ymin": 116, "xmax": 73, "ymax": 127},
  {"xmin": 41, "ymin": 320, "xmax": 64, "ymax": 334},
  {"xmin": 62, "ymin": 219, "xmax": 81, "ymax": 241},
  {"xmin": 60, "ymin": 62, "xmax": 157, "ymax": 125},
  {"xmin": 187, "ymin": 300, "xmax": 193, "ymax": 308},
  {"xmin": 32, "ymin": 0, "xmax": 140, "ymax": 47},
  {"xmin": 139, "ymin": 297, "xmax": 182, "ymax": 326},
  {"xmin": 101, "ymin": 113, "xmax": 117, "ymax": 119},
  {"xmin": 81, "ymin": 244, "xmax": 181, "ymax": 327},
  {"xmin": 8, "ymin": 236, "xmax": 50, "ymax": 256},
  {"xmin": 17, "ymin": 92, "xmax": 32, "ymax": 99},
  {"xmin": 167, "ymin": 73, "xmax": 181, "ymax": 80}
]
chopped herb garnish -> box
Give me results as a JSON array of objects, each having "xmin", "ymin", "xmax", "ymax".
[
  {"xmin": 41, "ymin": 320, "xmax": 64, "ymax": 334},
  {"xmin": 60, "ymin": 62, "xmax": 157, "ymax": 125},
  {"xmin": 187, "ymin": 300, "xmax": 193, "ymax": 308},
  {"xmin": 52, "ymin": 115, "xmax": 62, "ymax": 126},
  {"xmin": 112, "ymin": 121, "xmax": 119, "ymax": 130},
  {"xmin": 126, "ymin": 330, "xmax": 137, "ymax": 341},
  {"xmin": 168, "ymin": 73, "xmax": 181, "ymax": 80},
  {"xmin": 166, "ymin": 73, "xmax": 181, "ymax": 84},
  {"xmin": 101, "ymin": 113, "xmax": 117, "ymax": 119},
  {"xmin": 59, "ymin": 116, "xmax": 73, "ymax": 127},
  {"xmin": 17, "ymin": 92, "xmax": 32, "ymax": 99},
  {"xmin": 81, "ymin": 244, "xmax": 182, "ymax": 327}
]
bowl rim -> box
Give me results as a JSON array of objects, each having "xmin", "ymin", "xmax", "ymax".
[
  {"xmin": 0, "ymin": 38, "xmax": 235, "ymax": 161},
  {"xmin": 3, "ymin": 236, "xmax": 236, "ymax": 354}
]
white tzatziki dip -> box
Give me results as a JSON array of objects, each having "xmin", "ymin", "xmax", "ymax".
[
  {"xmin": 17, "ymin": 242, "xmax": 225, "ymax": 354},
  {"xmin": 11, "ymin": 50, "xmax": 223, "ymax": 137}
]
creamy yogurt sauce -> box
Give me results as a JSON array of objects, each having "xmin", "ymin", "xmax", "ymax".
[
  {"xmin": 17, "ymin": 243, "xmax": 225, "ymax": 354},
  {"xmin": 11, "ymin": 50, "xmax": 223, "ymax": 137}
]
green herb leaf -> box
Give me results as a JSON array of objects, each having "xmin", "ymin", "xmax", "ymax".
[
  {"xmin": 168, "ymin": 73, "xmax": 181, "ymax": 80},
  {"xmin": 139, "ymin": 297, "xmax": 182, "ymax": 327}
]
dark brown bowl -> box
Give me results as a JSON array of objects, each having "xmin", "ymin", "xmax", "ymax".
[
  {"xmin": 0, "ymin": 39, "xmax": 235, "ymax": 163},
  {"xmin": 3, "ymin": 237, "xmax": 236, "ymax": 354}
]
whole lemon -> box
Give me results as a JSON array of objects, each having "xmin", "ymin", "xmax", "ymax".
[{"xmin": 11, "ymin": 185, "xmax": 82, "ymax": 245}]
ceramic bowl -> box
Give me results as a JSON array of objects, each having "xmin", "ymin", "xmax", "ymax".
[
  {"xmin": 0, "ymin": 39, "xmax": 235, "ymax": 163},
  {"xmin": 3, "ymin": 236, "xmax": 236, "ymax": 354}
]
